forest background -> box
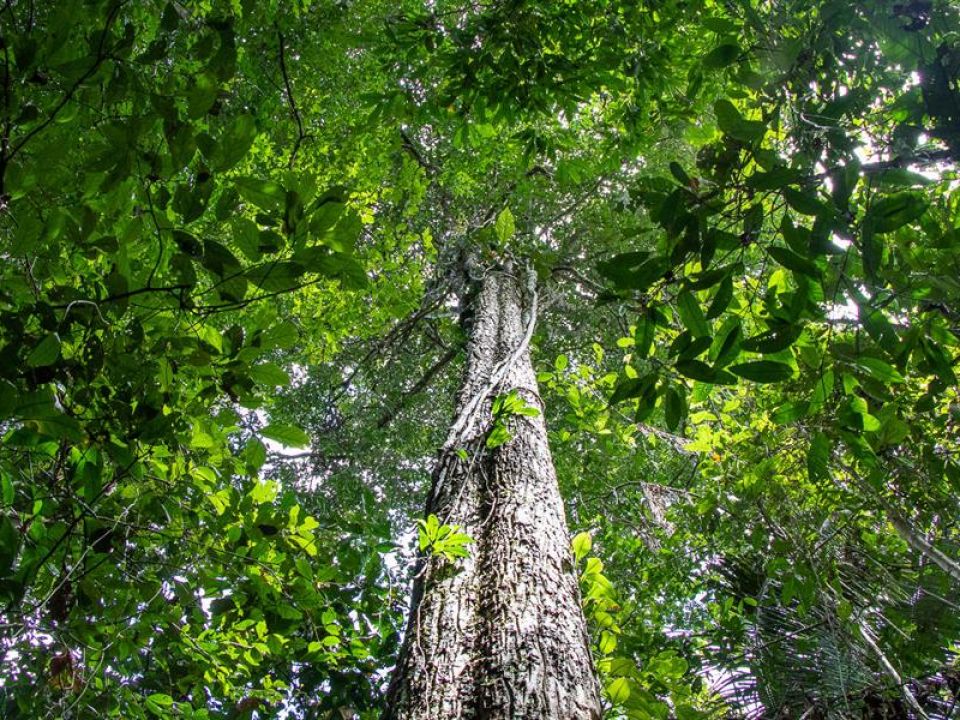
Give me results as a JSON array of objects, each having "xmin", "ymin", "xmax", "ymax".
[{"xmin": 1, "ymin": 0, "xmax": 959, "ymax": 718}]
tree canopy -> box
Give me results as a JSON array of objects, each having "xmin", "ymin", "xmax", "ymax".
[{"xmin": 1, "ymin": 0, "xmax": 959, "ymax": 717}]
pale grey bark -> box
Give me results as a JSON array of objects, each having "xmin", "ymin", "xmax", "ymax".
[{"xmin": 383, "ymin": 266, "xmax": 601, "ymax": 720}]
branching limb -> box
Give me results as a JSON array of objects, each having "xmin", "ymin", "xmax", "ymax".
[{"xmin": 378, "ymin": 346, "xmax": 458, "ymax": 428}]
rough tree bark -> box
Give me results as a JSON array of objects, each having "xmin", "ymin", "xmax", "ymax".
[{"xmin": 383, "ymin": 263, "xmax": 601, "ymax": 720}]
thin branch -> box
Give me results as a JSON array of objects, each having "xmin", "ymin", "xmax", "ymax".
[
  {"xmin": 7, "ymin": 0, "xmax": 126, "ymax": 162},
  {"xmin": 49, "ymin": 284, "xmax": 190, "ymax": 310},
  {"xmin": 277, "ymin": 27, "xmax": 306, "ymax": 169},
  {"xmin": 399, "ymin": 128, "xmax": 437, "ymax": 176},
  {"xmin": 377, "ymin": 346, "xmax": 458, "ymax": 428}
]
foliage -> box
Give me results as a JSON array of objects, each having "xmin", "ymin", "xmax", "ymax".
[
  {"xmin": 0, "ymin": 0, "xmax": 958, "ymax": 718},
  {"xmin": 415, "ymin": 514, "xmax": 473, "ymax": 562}
]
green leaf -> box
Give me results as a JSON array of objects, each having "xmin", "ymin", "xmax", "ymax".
[
  {"xmin": 485, "ymin": 423, "xmax": 512, "ymax": 449},
  {"xmin": 635, "ymin": 314, "xmax": 655, "ymax": 358},
  {"xmin": 861, "ymin": 219, "xmax": 882, "ymax": 278},
  {"xmin": 215, "ymin": 114, "xmax": 257, "ymax": 171},
  {"xmin": 676, "ymin": 290, "xmax": 709, "ymax": 337},
  {"xmin": 246, "ymin": 262, "xmax": 305, "ymax": 292},
  {"xmin": 706, "ymin": 276, "xmax": 733, "ymax": 319},
  {"xmin": 664, "ymin": 386, "xmax": 686, "ymax": 431},
  {"xmin": 598, "ymin": 629, "xmax": 618, "ymax": 654},
  {"xmin": 610, "ymin": 377, "xmax": 645, "ymax": 404},
  {"xmin": 597, "ymin": 251, "xmax": 650, "ymax": 287},
  {"xmin": 747, "ymin": 166, "xmax": 803, "ymax": 191},
  {"xmin": 235, "ymin": 177, "xmax": 286, "ymax": 212},
  {"xmin": 741, "ymin": 325, "xmax": 802, "ymax": 354},
  {"xmin": 712, "ymin": 320, "xmax": 742, "ymax": 367},
  {"xmin": 261, "ymin": 424, "xmax": 310, "ymax": 448},
  {"xmin": 866, "ymin": 191, "xmax": 928, "ymax": 232},
  {"xmin": 638, "ymin": 257, "xmax": 674, "ymax": 292},
  {"xmin": 26, "ymin": 334, "xmax": 61, "ymax": 367},
  {"xmin": 607, "ymin": 676, "xmax": 631, "ymax": 704},
  {"xmin": 494, "ymin": 207, "xmax": 515, "ymax": 244},
  {"xmin": 261, "ymin": 321, "xmax": 299, "ymax": 350},
  {"xmin": 13, "ymin": 390, "xmax": 84, "ymax": 441},
  {"xmin": 714, "ymin": 99, "xmax": 765, "ymax": 142},
  {"xmin": 783, "ymin": 187, "xmax": 829, "ymax": 217},
  {"xmin": 771, "ymin": 400, "xmax": 809, "ymax": 424},
  {"xmin": 767, "ymin": 246, "xmax": 821, "ymax": 277},
  {"xmin": 146, "ymin": 693, "xmax": 175, "ymax": 717},
  {"xmin": 669, "ymin": 161, "xmax": 691, "ymax": 186},
  {"xmin": 874, "ymin": 168, "xmax": 933, "ymax": 188},
  {"xmin": 249, "ymin": 362, "xmax": 291, "ymax": 387},
  {"xmin": 676, "ymin": 359, "xmax": 736, "ymax": 385},
  {"xmin": 572, "ymin": 531, "xmax": 592, "ymax": 561},
  {"xmin": 0, "ymin": 514, "xmax": 19, "ymax": 576},
  {"xmin": 231, "ymin": 217, "xmax": 262, "ymax": 261},
  {"xmin": 807, "ymin": 432, "xmax": 831, "ymax": 481},
  {"xmin": 728, "ymin": 360, "xmax": 795, "ymax": 383},
  {"xmin": 855, "ymin": 356, "xmax": 904, "ymax": 384},
  {"xmin": 250, "ymin": 480, "xmax": 279, "ymax": 505},
  {"xmin": 702, "ymin": 43, "xmax": 740, "ymax": 69}
]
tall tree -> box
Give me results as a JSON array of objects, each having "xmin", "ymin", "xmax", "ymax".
[
  {"xmin": 1, "ymin": 0, "xmax": 958, "ymax": 718},
  {"xmin": 384, "ymin": 261, "xmax": 600, "ymax": 718}
]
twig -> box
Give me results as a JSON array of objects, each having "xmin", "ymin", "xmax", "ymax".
[
  {"xmin": 378, "ymin": 346, "xmax": 458, "ymax": 428},
  {"xmin": 277, "ymin": 27, "xmax": 306, "ymax": 169},
  {"xmin": 399, "ymin": 128, "xmax": 437, "ymax": 176},
  {"xmin": 7, "ymin": 0, "xmax": 126, "ymax": 162}
]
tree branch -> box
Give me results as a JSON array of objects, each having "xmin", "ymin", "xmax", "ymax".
[
  {"xmin": 378, "ymin": 346, "xmax": 458, "ymax": 428},
  {"xmin": 7, "ymin": 0, "xmax": 125, "ymax": 162},
  {"xmin": 277, "ymin": 27, "xmax": 306, "ymax": 169}
]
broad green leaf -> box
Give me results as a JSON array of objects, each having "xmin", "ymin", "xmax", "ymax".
[
  {"xmin": 669, "ymin": 161, "xmax": 691, "ymax": 186},
  {"xmin": 261, "ymin": 424, "xmax": 311, "ymax": 448},
  {"xmin": 235, "ymin": 177, "xmax": 286, "ymax": 212},
  {"xmin": 747, "ymin": 166, "xmax": 802, "ymax": 191},
  {"xmin": 702, "ymin": 43, "xmax": 740, "ymax": 69},
  {"xmin": 676, "ymin": 359, "xmax": 736, "ymax": 385},
  {"xmin": 610, "ymin": 377, "xmax": 645, "ymax": 404},
  {"xmin": 866, "ymin": 192, "xmax": 928, "ymax": 232},
  {"xmin": 855, "ymin": 356, "xmax": 904, "ymax": 384},
  {"xmin": 250, "ymin": 480, "xmax": 279, "ymax": 505},
  {"xmin": 250, "ymin": 362, "xmax": 291, "ymax": 387},
  {"xmin": 714, "ymin": 99, "xmax": 765, "ymax": 142},
  {"xmin": 728, "ymin": 360, "xmax": 795, "ymax": 383},
  {"xmin": 664, "ymin": 386, "xmax": 686, "ymax": 431},
  {"xmin": 215, "ymin": 114, "xmax": 257, "ymax": 171},
  {"xmin": 807, "ymin": 432, "xmax": 831, "ymax": 481},
  {"xmin": 635, "ymin": 315, "xmax": 655, "ymax": 358},
  {"xmin": 783, "ymin": 187, "xmax": 829, "ymax": 217},
  {"xmin": 261, "ymin": 321, "xmax": 300, "ymax": 350},
  {"xmin": 0, "ymin": 514, "xmax": 19, "ymax": 575},
  {"xmin": 741, "ymin": 325, "xmax": 802, "ymax": 354},
  {"xmin": 572, "ymin": 531, "xmax": 592, "ymax": 561},
  {"xmin": 767, "ymin": 246, "xmax": 820, "ymax": 277},
  {"xmin": 676, "ymin": 290, "xmax": 709, "ymax": 337},
  {"xmin": 606, "ymin": 676, "xmax": 631, "ymax": 703},
  {"xmin": 706, "ymin": 276, "xmax": 733, "ymax": 319},
  {"xmin": 494, "ymin": 207, "xmax": 515, "ymax": 244},
  {"xmin": 771, "ymin": 400, "xmax": 809, "ymax": 424},
  {"xmin": 26, "ymin": 334, "xmax": 61, "ymax": 367}
]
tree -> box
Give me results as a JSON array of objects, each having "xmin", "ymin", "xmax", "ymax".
[
  {"xmin": 384, "ymin": 262, "xmax": 601, "ymax": 719},
  {"xmin": 1, "ymin": 0, "xmax": 959, "ymax": 718}
]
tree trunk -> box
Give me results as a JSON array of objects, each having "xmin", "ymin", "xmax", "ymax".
[{"xmin": 384, "ymin": 264, "xmax": 602, "ymax": 720}]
